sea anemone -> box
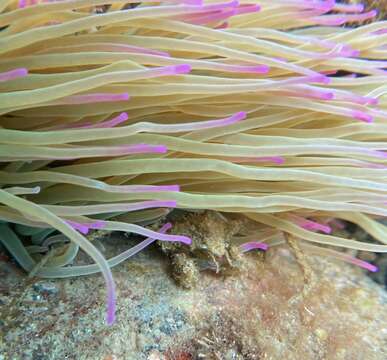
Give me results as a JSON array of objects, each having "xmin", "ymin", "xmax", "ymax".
[{"xmin": 0, "ymin": 0, "xmax": 386, "ymax": 325}]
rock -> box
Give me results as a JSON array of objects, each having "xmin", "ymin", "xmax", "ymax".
[{"xmin": 0, "ymin": 232, "xmax": 386, "ymax": 360}]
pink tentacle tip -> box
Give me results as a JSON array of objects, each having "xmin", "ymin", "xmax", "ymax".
[
  {"xmin": 134, "ymin": 184, "xmax": 180, "ymax": 192},
  {"xmin": 106, "ymin": 286, "xmax": 116, "ymax": 326},
  {"xmin": 236, "ymin": 4, "xmax": 261, "ymax": 15},
  {"xmin": 367, "ymin": 149, "xmax": 387, "ymax": 159},
  {"xmin": 334, "ymin": 2, "xmax": 364, "ymax": 13},
  {"xmin": 116, "ymin": 112, "xmax": 129, "ymax": 120},
  {"xmin": 177, "ymin": 236, "xmax": 192, "ymax": 245},
  {"xmin": 108, "ymin": 112, "xmax": 129, "ymax": 126},
  {"xmin": 309, "ymin": 74, "xmax": 331, "ymax": 84},
  {"xmin": 155, "ymin": 184, "xmax": 181, "ymax": 192},
  {"xmin": 125, "ymin": 144, "xmax": 168, "ymax": 154},
  {"xmin": 349, "ymin": 95, "xmax": 379, "ymax": 106},
  {"xmin": 352, "ymin": 111, "xmax": 373, "ymax": 123},
  {"xmin": 160, "ymin": 200, "xmax": 178, "ymax": 208},
  {"xmin": 348, "ymin": 256, "xmax": 379, "ymax": 272},
  {"xmin": 65, "ymin": 220, "xmax": 90, "ymax": 235},
  {"xmin": 365, "ymin": 97, "xmax": 379, "ymax": 106},
  {"xmin": 0, "ymin": 68, "xmax": 29, "ymax": 82},
  {"xmin": 372, "ymin": 29, "xmax": 387, "ymax": 35},
  {"xmin": 255, "ymin": 156, "xmax": 285, "ymax": 164},
  {"xmin": 349, "ymin": 49, "xmax": 360, "ymax": 57},
  {"xmin": 232, "ymin": 111, "xmax": 247, "ymax": 121},
  {"xmin": 100, "ymin": 112, "xmax": 128, "ymax": 128},
  {"xmin": 116, "ymin": 93, "xmax": 130, "ymax": 101},
  {"xmin": 267, "ymin": 156, "xmax": 285, "ymax": 164},
  {"xmin": 302, "ymin": 222, "xmax": 332, "ymax": 234},
  {"xmin": 315, "ymin": 0, "xmax": 336, "ymax": 13},
  {"xmin": 291, "ymin": 215, "xmax": 331, "ymax": 234},
  {"xmin": 314, "ymin": 16, "xmax": 346, "ymax": 26},
  {"xmin": 106, "ymin": 311, "xmax": 115, "ymax": 326},
  {"xmin": 352, "ymin": 4, "xmax": 365, "ymax": 13},
  {"xmin": 174, "ymin": 64, "xmax": 192, "ymax": 74},
  {"xmin": 322, "ymin": 92, "xmax": 335, "ymax": 100},
  {"xmin": 212, "ymin": 0, "xmax": 238, "ymax": 9},
  {"xmin": 337, "ymin": 9, "xmax": 377, "ymax": 23},
  {"xmin": 81, "ymin": 113, "xmax": 129, "ymax": 129},
  {"xmin": 250, "ymin": 64, "xmax": 270, "ymax": 74},
  {"xmin": 226, "ymin": 64, "xmax": 269, "ymax": 74},
  {"xmin": 152, "ymin": 145, "xmax": 168, "ymax": 153},
  {"xmin": 361, "ymin": 261, "xmax": 378, "ymax": 273},
  {"xmin": 102, "ymin": 93, "xmax": 129, "ymax": 103},
  {"xmin": 16, "ymin": 68, "xmax": 28, "ymax": 77},
  {"xmin": 359, "ymin": 260, "xmax": 379, "ymax": 272},
  {"xmin": 89, "ymin": 221, "xmax": 106, "ymax": 230},
  {"xmin": 161, "ymin": 222, "xmax": 173, "ymax": 232},
  {"xmin": 240, "ymin": 241, "xmax": 268, "ymax": 253},
  {"xmin": 298, "ymin": 88, "xmax": 334, "ymax": 100}
]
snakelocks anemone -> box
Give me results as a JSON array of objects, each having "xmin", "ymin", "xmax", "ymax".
[{"xmin": 0, "ymin": 0, "xmax": 386, "ymax": 325}]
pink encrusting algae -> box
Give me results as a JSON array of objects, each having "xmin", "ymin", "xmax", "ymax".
[{"xmin": 0, "ymin": 0, "xmax": 386, "ymax": 325}]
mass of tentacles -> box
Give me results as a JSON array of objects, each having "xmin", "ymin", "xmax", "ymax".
[{"xmin": 0, "ymin": 0, "xmax": 386, "ymax": 324}]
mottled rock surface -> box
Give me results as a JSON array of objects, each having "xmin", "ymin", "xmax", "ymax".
[{"xmin": 1, "ymin": 231, "xmax": 386, "ymax": 360}]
